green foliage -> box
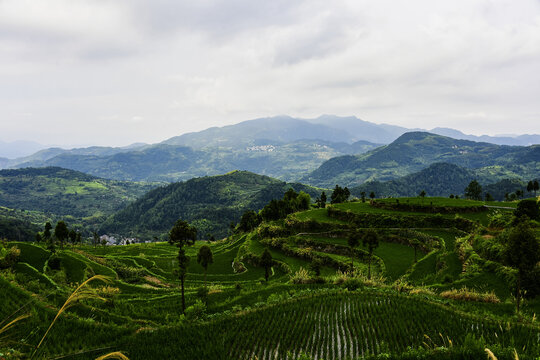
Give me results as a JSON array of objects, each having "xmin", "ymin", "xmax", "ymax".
[
  {"xmin": 101, "ymin": 171, "xmax": 319, "ymax": 239},
  {"xmin": 304, "ymin": 132, "xmax": 540, "ymax": 188},
  {"xmin": 514, "ymin": 199, "xmax": 539, "ymax": 220},
  {"xmin": 464, "ymin": 180, "xmax": 483, "ymax": 201},
  {"xmin": 260, "ymin": 188, "xmax": 311, "ymax": 221},
  {"xmin": 0, "ymin": 167, "xmax": 154, "ymax": 229},
  {"xmin": 330, "ymin": 185, "xmax": 350, "ymax": 204}
]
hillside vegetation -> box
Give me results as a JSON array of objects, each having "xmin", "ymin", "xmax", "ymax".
[
  {"xmin": 100, "ymin": 170, "xmax": 322, "ymax": 239},
  {"xmin": 1, "ymin": 195, "xmax": 538, "ymax": 359},
  {"xmin": 303, "ymin": 132, "xmax": 540, "ymax": 188},
  {"xmin": 0, "ymin": 167, "xmax": 155, "ymax": 229}
]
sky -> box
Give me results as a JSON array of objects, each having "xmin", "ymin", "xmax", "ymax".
[{"xmin": 1, "ymin": 0, "xmax": 540, "ymax": 147}]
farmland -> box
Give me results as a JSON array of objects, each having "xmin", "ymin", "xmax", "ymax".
[{"xmin": 0, "ymin": 196, "xmax": 538, "ymax": 359}]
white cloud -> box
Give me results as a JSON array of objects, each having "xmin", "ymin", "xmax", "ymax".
[{"xmin": 0, "ymin": 0, "xmax": 539, "ymax": 145}]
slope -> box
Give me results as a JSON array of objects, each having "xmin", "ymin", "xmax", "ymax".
[
  {"xmin": 0, "ymin": 167, "xmax": 155, "ymax": 228},
  {"xmin": 302, "ymin": 131, "xmax": 540, "ymax": 188},
  {"xmin": 99, "ymin": 170, "xmax": 322, "ymax": 239}
]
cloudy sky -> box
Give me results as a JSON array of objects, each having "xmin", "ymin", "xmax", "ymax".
[{"xmin": 1, "ymin": 0, "xmax": 539, "ymax": 147}]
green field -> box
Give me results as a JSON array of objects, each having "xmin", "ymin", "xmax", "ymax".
[{"xmin": 1, "ymin": 196, "xmax": 538, "ymax": 360}]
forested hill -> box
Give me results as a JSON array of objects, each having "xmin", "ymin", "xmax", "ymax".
[
  {"xmin": 0, "ymin": 167, "xmax": 155, "ymax": 225},
  {"xmin": 99, "ymin": 170, "xmax": 322, "ymax": 239},
  {"xmin": 349, "ymin": 162, "xmax": 530, "ymax": 200},
  {"xmin": 302, "ymin": 132, "xmax": 540, "ymax": 188}
]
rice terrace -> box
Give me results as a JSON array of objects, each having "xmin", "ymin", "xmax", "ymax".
[{"xmin": 1, "ymin": 188, "xmax": 539, "ymax": 359}]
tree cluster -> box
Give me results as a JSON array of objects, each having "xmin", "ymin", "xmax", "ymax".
[
  {"xmin": 330, "ymin": 185, "xmax": 350, "ymax": 204},
  {"xmin": 259, "ymin": 189, "xmax": 311, "ymax": 221}
]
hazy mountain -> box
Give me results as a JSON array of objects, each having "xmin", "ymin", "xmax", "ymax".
[
  {"xmin": 0, "ymin": 140, "xmax": 48, "ymax": 159},
  {"xmin": 162, "ymin": 115, "xmax": 357, "ymax": 148},
  {"xmin": 5, "ymin": 144, "xmax": 148, "ymax": 169},
  {"xmin": 430, "ymin": 128, "xmax": 540, "ymax": 146},
  {"xmin": 302, "ymin": 132, "xmax": 540, "ymax": 188},
  {"xmin": 306, "ymin": 115, "xmax": 413, "ymax": 143},
  {"xmin": 12, "ymin": 140, "xmax": 380, "ymax": 183},
  {"xmin": 100, "ymin": 170, "xmax": 322, "ymax": 239}
]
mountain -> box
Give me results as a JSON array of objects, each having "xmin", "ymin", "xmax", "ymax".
[
  {"xmin": 0, "ymin": 167, "xmax": 155, "ymax": 229},
  {"xmin": 100, "ymin": 170, "xmax": 322, "ymax": 239},
  {"xmin": 161, "ymin": 116, "xmax": 357, "ymax": 148},
  {"xmin": 430, "ymin": 128, "xmax": 540, "ymax": 146},
  {"xmin": 0, "ymin": 140, "xmax": 48, "ymax": 159},
  {"xmin": 12, "ymin": 140, "xmax": 380, "ymax": 183},
  {"xmin": 306, "ymin": 115, "xmax": 412, "ymax": 143},
  {"xmin": 302, "ymin": 132, "xmax": 540, "ymax": 188},
  {"xmin": 5, "ymin": 143, "xmax": 148, "ymax": 169}
]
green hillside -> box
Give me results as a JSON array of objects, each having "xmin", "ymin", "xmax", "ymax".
[
  {"xmin": 350, "ymin": 162, "xmax": 533, "ymax": 200},
  {"xmin": 1, "ymin": 196, "xmax": 538, "ymax": 359},
  {"xmin": 0, "ymin": 167, "xmax": 155, "ymax": 229},
  {"xmin": 302, "ymin": 132, "xmax": 540, "ymax": 188},
  {"xmin": 100, "ymin": 170, "xmax": 323, "ymax": 239}
]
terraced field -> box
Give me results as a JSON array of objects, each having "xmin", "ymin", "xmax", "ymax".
[{"xmin": 1, "ymin": 197, "xmax": 538, "ymax": 359}]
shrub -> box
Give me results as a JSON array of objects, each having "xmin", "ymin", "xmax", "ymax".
[
  {"xmin": 290, "ymin": 267, "xmax": 311, "ymax": 284},
  {"xmin": 0, "ymin": 245, "xmax": 20, "ymax": 269},
  {"xmin": 341, "ymin": 278, "xmax": 363, "ymax": 291},
  {"xmin": 184, "ymin": 300, "xmax": 206, "ymax": 321},
  {"xmin": 47, "ymin": 255, "xmax": 61, "ymax": 270},
  {"xmin": 440, "ymin": 287, "xmax": 500, "ymax": 303}
]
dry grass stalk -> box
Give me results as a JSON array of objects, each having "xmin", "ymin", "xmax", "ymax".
[
  {"xmin": 485, "ymin": 348, "xmax": 498, "ymax": 360},
  {"xmin": 95, "ymin": 351, "xmax": 130, "ymax": 360},
  {"xmin": 32, "ymin": 275, "xmax": 111, "ymax": 359}
]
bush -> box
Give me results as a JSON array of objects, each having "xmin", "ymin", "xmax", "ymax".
[
  {"xmin": 514, "ymin": 199, "xmax": 539, "ymax": 220},
  {"xmin": 47, "ymin": 255, "xmax": 61, "ymax": 270},
  {"xmin": 184, "ymin": 300, "xmax": 206, "ymax": 321},
  {"xmin": 0, "ymin": 245, "xmax": 20, "ymax": 269},
  {"xmin": 341, "ymin": 278, "xmax": 364, "ymax": 291}
]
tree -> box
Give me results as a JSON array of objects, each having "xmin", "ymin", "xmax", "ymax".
[
  {"xmin": 197, "ymin": 245, "xmax": 213, "ymax": 287},
  {"xmin": 169, "ymin": 219, "xmax": 197, "ymax": 314},
  {"xmin": 44, "ymin": 222, "xmax": 52, "ymax": 240},
  {"xmin": 54, "ymin": 221, "xmax": 69, "ymax": 249},
  {"xmin": 514, "ymin": 199, "xmax": 540, "ymax": 221},
  {"xmin": 360, "ymin": 192, "xmax": 366, "ymax": 203},
  {"xmin": 464, "ymin": 180, "xmax": 482, "ymax": 200},
  {"xmin": 331, "ymin": 185, "xmax": 350, "ymax": 204},
  {"xmin": 419, "ymin": 190, "xmax": 426, "ymax": 203},
  {"xmin": 534, "ymin": 180, "xmax": 539, "ymax": 197},
  {"xmin": 260, "ymin": 248, "xmax": 273, "ymax": 282},
  {"xmin": 527, "ymin": 181, "xmax": 534, "ymax": 195},
  {"xmin": 238, "ymin": 210, "xmax": 261, "ymax": 232},
  {"xmin": 320, "ymin": 191, "xmax": 327, "ymax": 208},
  {"xmin": 505, "ymin": 220, "xmax": 540, "ymax": 313},
  {"xmin": 347, "ymin": 230, "xmax": 361, "ymax": 269},
  {"xmin": 92, "ymin": 231, "xmax": 99, "ymax": 248},
  {"xmin": 68, "ymin": 229, "xmax": 77, "ymax": 245},
  {"xmin": 35, "ymin": 233, "xmax": 42, "ymax": 244},
  {"xmin": 485, "ymin": 192, "xmax": 494, "ymax": 202},
  {"xmin": 369, "ymin": 192, "xmax": 375, "ymax": 200},
  {"xmin": 515, "ymin": 189, "xmax": 523, "ymax": 199},
  {"xmin": 76, "ymin": 232, "xmax": 81, "ymax": 246},
  {"xmin": 362, "ymin": 229, "xmax": 379, "ymax": 280}
]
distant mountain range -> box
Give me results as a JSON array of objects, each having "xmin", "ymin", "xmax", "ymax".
[{"xmin": 2, "ymin": 115, "xmax": 539, "ymax": 185}]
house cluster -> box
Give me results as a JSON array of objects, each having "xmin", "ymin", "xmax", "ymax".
[{"xmin": 99, "ymin": 234, "xmax": 139, "ymax": 246}]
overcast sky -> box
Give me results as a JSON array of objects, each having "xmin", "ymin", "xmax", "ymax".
[{"xmin": 1, "ymin": 0, "xmax": 539, "ymax": 147}]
